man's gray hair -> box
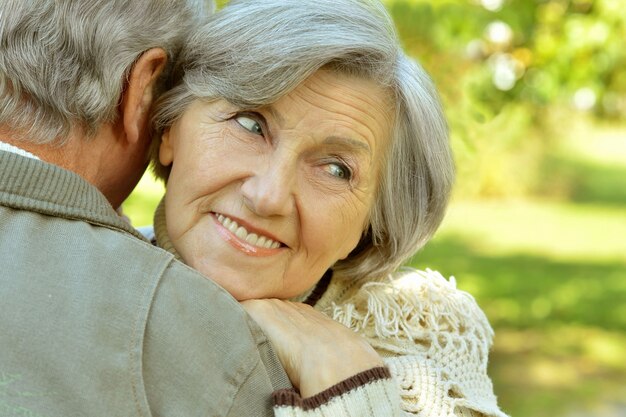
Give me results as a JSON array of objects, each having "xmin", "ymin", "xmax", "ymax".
[
  {"xmin": 0, "ymin": 0, "xmax": 210, "ymax": 144},
  {"xmin": 152, "ymin": 0, "xmax": 455, "ymax": 282}
]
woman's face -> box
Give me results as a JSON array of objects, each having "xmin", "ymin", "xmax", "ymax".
[{"xmin": 160, "ymin": 70, "xmax": 393, "ymax": 300}]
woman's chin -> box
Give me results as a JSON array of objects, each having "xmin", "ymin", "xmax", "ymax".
[
  {"xmin": 195, "ymin": 268, "xmax": 273, "ymax": 301},
  {"xmin": 188, "ymin": 256, "xmax": 312, "ymax": 301}
]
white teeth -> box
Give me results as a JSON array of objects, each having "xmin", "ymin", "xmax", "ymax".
[
  {"xmin": 245, "ymin": 233, "xmax": 258, "ymax": 243},
  {"xmin": 235, "ymin": 226, "xmax": 247, "ymax": 239},
  {"xmin": 215, "ymin": 214, "xmax": 281, "ymax": 249}
]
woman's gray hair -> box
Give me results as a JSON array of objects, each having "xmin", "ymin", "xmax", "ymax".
[
  {"xmin": 0, "ymin": 0, "xmax": 210, "ymax": 144},
  {"xmin": 152, "ymin": 0, "xmax": 454, "ymax": 282}
]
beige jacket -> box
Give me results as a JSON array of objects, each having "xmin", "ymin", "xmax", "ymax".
[{"xmin": 0, "ymin": 150, "xmax": 290, "ymax": 417}]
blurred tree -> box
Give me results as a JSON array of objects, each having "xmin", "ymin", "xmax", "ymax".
[
  {"xmin": 389, "ymin": 0, "xmax": 626, "ymax": 117},
  {"xmin": 385, "ymin": 0, "xmax": 626, "ymax": 197}
]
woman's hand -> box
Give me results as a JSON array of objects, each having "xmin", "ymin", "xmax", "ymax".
[{"xmin": 241, "ymin": 299, "xmax": 384, "ymax": 398}]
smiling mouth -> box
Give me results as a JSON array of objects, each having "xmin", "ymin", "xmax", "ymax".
[{"xmin": 214, "ymin": 213, "xmax": 282, "ymax": 249}]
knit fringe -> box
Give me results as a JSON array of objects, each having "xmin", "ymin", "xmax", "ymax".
[{"xmin": 327, "ymin": 268, "xmax": 494, "ymax": 353}]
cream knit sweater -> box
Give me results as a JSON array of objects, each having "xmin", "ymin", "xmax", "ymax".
[
  {"xmin": 153, "ymin": 201, "xmax": 509, "ymax": 417},
  {"xmin": 299, "ymin": 270, "xmax": 508, "ymax": 417}
]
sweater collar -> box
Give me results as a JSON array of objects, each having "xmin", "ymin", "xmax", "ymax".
[{"xmin": 153, "ymin": 197, "xmax": 184, "ymax": 261}]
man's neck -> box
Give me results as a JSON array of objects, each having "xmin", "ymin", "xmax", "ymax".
[
  {"xmin": 0, "ymin": 128, "xmax": 128, "ymax": 209},
  {"xmin": 1, "ymin": 116, "xmax": 150, "ymax": 210},
  {"xmin": 2, "ymin": 134, "xmax": 92, "ymax": 175}
]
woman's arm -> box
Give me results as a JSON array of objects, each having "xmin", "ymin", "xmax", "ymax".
[
  {"xmin": 242, "ymin": 299, "xmax": 404, "ymax": 416},
  {"xmin": 243, "ymin": 269, "xmax": 509, "ymax": 417},
  {"xmin": 242, "ymin": 299, "xmax": 385, "ymax": 397}
]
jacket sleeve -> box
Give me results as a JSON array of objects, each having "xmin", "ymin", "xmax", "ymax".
[{"xmin": 142, "ymin": 259, "xmax": 289, "ymax": 417}]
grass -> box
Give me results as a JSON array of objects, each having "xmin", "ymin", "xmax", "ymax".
[{"xmin": 409, "ymin": 200, "xmax": 626, "ymax": 417}]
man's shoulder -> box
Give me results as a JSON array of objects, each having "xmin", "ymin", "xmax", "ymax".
[
  {"xmin": 3, "ymin": 202, "xmax": 236, "ymax": 305},
  {"xmin": 0, "ymin": 204, "xmax": 284, "ymax": 416}
]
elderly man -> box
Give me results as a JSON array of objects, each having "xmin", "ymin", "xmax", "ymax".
[{"xmin": 0, "ymin": 1, "xmax": 289, "ymax": 416}]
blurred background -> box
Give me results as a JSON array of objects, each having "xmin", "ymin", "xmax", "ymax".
[{"xmin": 122, "ymin": 0, "xmax": 626, "ymax": 416}]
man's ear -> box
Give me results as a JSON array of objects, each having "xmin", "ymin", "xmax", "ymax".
[
  {"xmin": 159, "ymin": 128, "xmax": 174, "ymax": 166},
  {"xmin": 121, "ymin": 48, "xmax": 168, "ymax": 145}
]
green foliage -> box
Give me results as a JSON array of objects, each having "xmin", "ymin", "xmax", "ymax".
[
  {"xmin": 123, "ymin": 174, "xmax": 164, "ymax": 227},
  {"xmin": 389, "ymin": 0, "xmax": 626, "ymax": 116},
  {"xmin": 386, "ymin": 0, "xmax": 626, "ymax": 197}
]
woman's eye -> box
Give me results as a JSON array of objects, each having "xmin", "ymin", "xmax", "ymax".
[
  {"xmin": 235, "ymin": 115, "xmax": 263, "ymax": 135},
  {"xmin": 327, "ymin": 163, "xmax": 352, "ymax": 181}
]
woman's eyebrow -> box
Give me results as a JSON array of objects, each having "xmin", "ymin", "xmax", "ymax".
[
  {"xmin": 263, "ymin": 104, "xmax": 371, "ymax": 155},
  {"xmin": 323, "ymin": 136, "xmax": 371, "ymax": 155},
  {"xmin": 265, "ymin": 105, "xmax": 285, "ymax": 127}
]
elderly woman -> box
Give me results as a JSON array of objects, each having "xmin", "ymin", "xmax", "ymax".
[{"xmin": 148, "ymin": 0, "xmax": 508, "ymax": 416}]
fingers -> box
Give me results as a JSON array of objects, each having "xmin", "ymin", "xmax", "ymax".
[{"xmin": 241, "ymin": 299, "xmax": 384, "ymax": 397}]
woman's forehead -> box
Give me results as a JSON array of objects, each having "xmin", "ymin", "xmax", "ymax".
[{"xmin": 271, "ymin": 71, "xmax": 393, "ymax": 146}]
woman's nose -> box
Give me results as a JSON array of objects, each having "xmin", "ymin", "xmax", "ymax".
[{"xmin": 241, "ymin": 157, "xmax": 296, "ymax": 218}]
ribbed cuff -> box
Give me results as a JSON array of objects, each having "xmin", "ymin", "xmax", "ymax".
[{"xmin": 272, "ymin": 366, "xmax": 391, "ymax": 411}]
